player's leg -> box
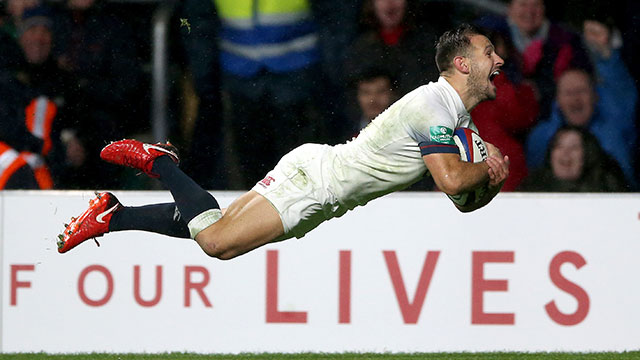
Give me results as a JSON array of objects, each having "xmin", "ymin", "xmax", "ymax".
[
  {"xmin": 146, "ymin": 149, "xmax": 285, "ymax": 259},
  {"xmin": 193, "ymin": 143, "xmax": 330, "ymax": 260},
  {"xmin": 150, "ymin": 156, "xmax": 221, "ymax": 229},
  {"xmin": 193, "ymin": 190, "xmax": 284, "ymax": 260},
  {"xmin": 58, "ymin": 140, "xmax": 217, "ymax": 253},
  {"xmin": 58, "ymin": 139, "xmax": 285, "ymax": 257},
  {"xmin": 109, "ymin": 202, "xmax": 190, "ymax": 238},
  {"xmin": 98, "ymin": 139, "xmax": 224, "ymax": 238},
  {"xmin": 101, "ymin": 139, "xmax": 285, "ymax": 257},
  {"xmin": 57, "ymin": 192, "xmax": 191, "ymax": 253}
]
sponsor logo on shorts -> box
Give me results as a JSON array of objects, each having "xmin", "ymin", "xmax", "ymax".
[
  {"xmin": 429, "ymin": 126, "xmax": 454, "ymax": 145},
  {"xmin": 258, "ymin": 175, "xmax": 276, "ymax": 188}
]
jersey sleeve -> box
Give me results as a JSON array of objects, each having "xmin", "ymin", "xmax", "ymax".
[
  {"xmin": 468, "ymin": 119, "xmax": 479, "ymax": 134},
  {"xmin": 403, "ymin": 96, "xmax": 459, "ymax": 156}
]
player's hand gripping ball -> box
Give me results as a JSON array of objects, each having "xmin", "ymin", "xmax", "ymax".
[{"xmin": 447, "ymin": 127, "xmax": 490, "ymax": 207}]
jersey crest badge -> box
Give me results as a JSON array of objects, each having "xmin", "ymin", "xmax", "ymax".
[{"xmin": 429, "ymin": 126, "xmax": 454, "ymax": 145}]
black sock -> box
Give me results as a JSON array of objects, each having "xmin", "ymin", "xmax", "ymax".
[
  {"xmin": 109, "ymin": 203, "xmax": 190, "ymax": 238},
  {"xmin": 151, "ymin": 156, "xmax": 220, "ymax": 223}
]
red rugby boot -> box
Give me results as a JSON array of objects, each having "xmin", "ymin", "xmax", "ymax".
[
  {"xmin": 57, "ymin": 192, "xmax": 122, "ymax": 253},
  {"xmin": 100, "ymin": 139, "xmax": 179, "ymax": 178}
]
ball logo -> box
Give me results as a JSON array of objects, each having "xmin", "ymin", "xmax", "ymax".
[{"xmin": 474, "ymin": 139, "xmax": 488, "ymax": 160}]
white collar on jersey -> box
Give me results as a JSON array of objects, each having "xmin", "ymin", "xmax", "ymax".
[{"xmin": 437, "ymin": 76, "xmax": 471, "ymax": 121}]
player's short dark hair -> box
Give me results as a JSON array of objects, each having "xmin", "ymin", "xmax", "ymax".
[{"xmin": 435, "ymin": 23, "xmax": 484, "ymax": 74}]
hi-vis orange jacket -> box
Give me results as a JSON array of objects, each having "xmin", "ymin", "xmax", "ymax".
[
  {"xmin": 0, "ymin": 97, "xmax": 56, "ymax": 189},
  {"xmin": 0, "ymin": 143, "xmax": 29, "ymax": 189}
]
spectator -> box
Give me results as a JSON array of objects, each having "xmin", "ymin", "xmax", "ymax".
[
  {"xmin": 52, "ymin": 0, "xmax": 143, "ymax": 188},
  {"xmin": 525, "ymin": 68, "xmax": 637, "ymax": 189},
  {"xmin": 348, "ymin": 66, "xmax": 396, "ymax": 138},
  {"xmin": 213, "ymin": 0, "xmax": 326, "ymax": 189},
  {"xmin": 519, "ymin": 125, "xmax": 628, "ymax": 192},
  {"xmin": 471, "ymin": 30, "xmax": 539, "ymax": 191},
  {"xmin": 18, "ymin": 6, "xmax": 55, "ymax": 67},
  {"xmin": 582, "ymin": 16, "xmax": 638, "ymax": 180},
  {"xmin": 345, "ymin": 0, "xmax": 440, "ymax": 98},
  {"xmin": 0, "ymin": 6, "xmax": 86, "ymax": 189},
  {"xmin": 476, "ymin": 0, "xmax": 593, "ymax": 118},
  {"xmin": 0, "ymin": 0, "xmax": 40, "ymax": 70}
]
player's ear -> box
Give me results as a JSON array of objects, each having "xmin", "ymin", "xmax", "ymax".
[{"xmin": 453, "ymin": 56, "xmax": 469, "ymax": 74}]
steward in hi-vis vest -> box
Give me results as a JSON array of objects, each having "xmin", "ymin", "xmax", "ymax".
[
  {"xmin": 0, "ymin": 143, "xmax": 29, "ymax": 189},
  {"xmin": 0, "ymin": 96, "xmax": 56, "ymax": 189},
  {"xmin": 214, "ymin": 0, "xmax": 319, "ymax": 76},
  {"xmin": 212, "ymin": 0, "xmax": 324, "ymax": 188}
]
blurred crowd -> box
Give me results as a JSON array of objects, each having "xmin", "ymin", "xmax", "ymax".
[{"xmin": 0, "ymin": 0, "xmax": 638, "ymax": 193}]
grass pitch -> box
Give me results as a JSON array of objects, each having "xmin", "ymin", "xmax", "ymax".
[{"xmin": 1, "ymin": 353, "xmax": 639, "ymax": 359}]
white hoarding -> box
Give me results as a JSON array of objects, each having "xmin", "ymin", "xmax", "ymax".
[{"xmin": 2, "ymin": 191, "xmax": 640, "ymax": 353}]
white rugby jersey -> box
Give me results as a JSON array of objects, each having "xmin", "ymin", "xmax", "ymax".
[{"xmin": 325, "ymin": 76, "xmax": 477, "ymax": 211}]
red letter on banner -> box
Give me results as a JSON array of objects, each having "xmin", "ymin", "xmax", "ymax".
[
  {"xmin": 383, "ymin": 250, "xmax": 440, "ymax": 324},
  {"xmin": 11, "ymin": 264, "xmax": 35, "ymax": 306},
  {"xmin": 134, "ymin": 265, "xmax": 163, "ymax": 307},
  {"xmin": 266, "ymin": 250, "xmax": 307, "ymax": 323},
  {"xmin": 472, "ymin": 251, "xmax": 515, "ymax": 325},
  {"xmin": 78, "ymin": 265, "xmax": 114, "ymax": 307},
  {"xmin": 184, "ymin": 266, "xmax": 212, "ymax": 307},
  {"xmin": 545, "ymin": 251, "xmax": 590, "ymax": 326},
  {"xmin": 339, "ymin": 250, "xmax": 351, "ymax": 324}
]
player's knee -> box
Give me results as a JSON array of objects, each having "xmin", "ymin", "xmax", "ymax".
[
  {"xmin": 211, "ymin": 250, "xmax": 236, "ymax": 261},
  {"xmin": 198, "ymin": 236, "xmax": 237, "ymax": 260}
]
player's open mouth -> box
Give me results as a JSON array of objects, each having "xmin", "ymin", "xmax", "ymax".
[{"xmin": 489, "ymin": 70, "xmax": 500, "ymax": 83}]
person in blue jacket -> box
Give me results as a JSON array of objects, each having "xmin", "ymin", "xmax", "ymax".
[{"xmin": 525, "ymin": 65, "xmax": 637, "ymax": 189}]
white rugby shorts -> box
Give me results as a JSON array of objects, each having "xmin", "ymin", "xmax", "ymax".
[{"xmin": 252, "ymin": 143, "xmax": 338, "ymax": 241}]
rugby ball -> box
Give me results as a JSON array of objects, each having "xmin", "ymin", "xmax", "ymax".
[{"xmin": 446, "ymin": 127, "xmax": 489, "ymax": 207}]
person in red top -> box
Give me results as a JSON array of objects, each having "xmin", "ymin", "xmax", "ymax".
[
  {"xmin": 471, "ymin": 30, "xmax": 539, "ymax": 191},
  {"xmin": 344, "ymin": 0, "xmax": 440, "ymax": 98},
  {"xmin": 475, "ymin": 0, "xmax": 592, "ymax": 120}
]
